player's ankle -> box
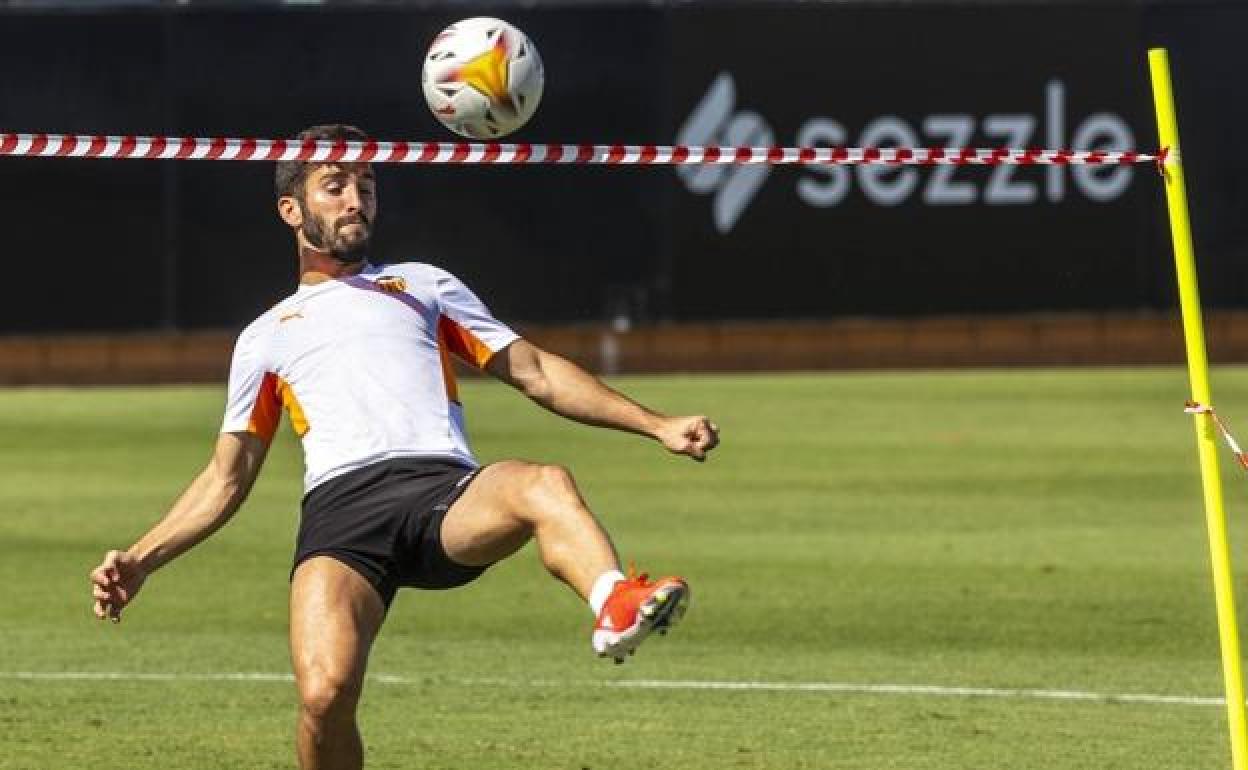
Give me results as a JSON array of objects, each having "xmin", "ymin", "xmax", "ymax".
[{"xmin": 588, "ymin": 569, "xmax": 627, "ymax": 615}]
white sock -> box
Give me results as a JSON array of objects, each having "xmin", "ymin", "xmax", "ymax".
[{"xmin": 588, "ymin": 569, "xmax": 627, "ymax": 616}]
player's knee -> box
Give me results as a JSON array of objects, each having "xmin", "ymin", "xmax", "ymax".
[
  {"xmin": 533, "ymin": 463, "xmax": 578, "ymax": 504},
  {"xmin": 493, "ymin": 461, "xmax": 581, "ymax": 523},
  {"xmin": 298, "ymin": 670, "xmax": 361, "ymax": 725}
]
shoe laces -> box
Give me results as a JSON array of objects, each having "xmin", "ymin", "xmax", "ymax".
[{"xmin": 625, "ymin": 564, "xmax": 651, "ymax": 588}]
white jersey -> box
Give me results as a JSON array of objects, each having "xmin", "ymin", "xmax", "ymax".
[{"xmin": 221, "ymin": 262, "xmax": 519, "ymax": 492}]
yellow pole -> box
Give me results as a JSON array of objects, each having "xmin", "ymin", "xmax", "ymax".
[{"xmin": 1149, "ymin": 47, "xmax": 1248, "ymax": 768}]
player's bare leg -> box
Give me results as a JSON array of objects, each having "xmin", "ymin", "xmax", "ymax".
[
  {"xmin": 290, "ymin": 556, "xmax": 385, "ymax": 770},
  {"xmin": 442, "ymin": 460, "xmax": 619, "ymax": 596},
  {"xmin": 441, "ymin": 460, "xmax": 689, "ymax": 661}
]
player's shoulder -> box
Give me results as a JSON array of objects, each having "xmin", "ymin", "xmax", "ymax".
[
  {"xmin": 234, "ymin": 294, "xmax": 299, "ymax": 347},
  {"xmin": 373, "ymin": 260, "xmax": 456, "ymax": 284},
  {"xmin": 372, "ymin": 260, "xmax": 476, "ymax": 297}
]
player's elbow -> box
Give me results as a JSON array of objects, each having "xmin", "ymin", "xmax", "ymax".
[
  {"xmin": 518, "ymin": 372, "xmax": 554, "ymax": 406},
  {"xmin": 202, "ymin": 462, "xmax": 254, "ymax": 512},
  {"xmin": 205, "ymin": 432, "xmax": 266, "ymax": 509},
  {"xmin": 504, "ymin": 346, "xmax": 555, "ymax": 404},
  {"xmin": 218, "ymin": 474, "xmax": 251, "ymax": 506}
]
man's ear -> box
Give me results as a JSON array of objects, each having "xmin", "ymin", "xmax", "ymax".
[{"xmin": 277, "ymin": 196, "xmax": 304, "ymax": 228}]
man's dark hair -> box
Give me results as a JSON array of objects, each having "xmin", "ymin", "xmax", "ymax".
[{"xmin": 274, "ymin": 124, "xmax": 370, "ymax": 201}]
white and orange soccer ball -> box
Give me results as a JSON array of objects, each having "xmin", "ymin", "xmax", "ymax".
[{"xmin": 421, "ymin": 17, "xmax": 544, "ymax": 140}]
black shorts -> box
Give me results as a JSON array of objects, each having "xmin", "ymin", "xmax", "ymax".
[{"xmin": 293, "ymin": 457, "xmax": 489, "ymax": 609}]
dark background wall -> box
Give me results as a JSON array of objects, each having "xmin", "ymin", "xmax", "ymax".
[{"xmin": 0, "ymin": 1, "xmax": 1242, "ymax": 333}]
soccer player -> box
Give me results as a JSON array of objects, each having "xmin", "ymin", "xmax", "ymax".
[{"xmin": 88, "ymin": 124, "xmax": 719, "ymax": 769}]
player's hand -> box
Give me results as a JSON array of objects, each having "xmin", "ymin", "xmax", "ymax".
[
  {"xmin": 90, "ymin": 550, "xmax": 147, "ymax": 623},
  {"xmin": 655, "ymin": 416, "xmax": 720, "ymax": 462}
]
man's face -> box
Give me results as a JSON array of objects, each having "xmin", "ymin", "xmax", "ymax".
[{"xmin": 295, "ymin": 163, "xmax": 378, "ymax": 263}]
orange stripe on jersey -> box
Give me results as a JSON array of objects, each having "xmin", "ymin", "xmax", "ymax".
[
  {"xmin": 276, "ymin": 376, "xmax": 310, "ymax": 437},
  {"xmin": 246, "ymin": 372, "xmax": 282, "ymax": 442},
  {"xmin": 438, "ymin": 316, "xmax": 494, "ymax": 369},
  {"xmin": 436, "ymin": 329, "xmax": 461, "ymax": 405}
]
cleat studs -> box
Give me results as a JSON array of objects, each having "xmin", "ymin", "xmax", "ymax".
[{"xmin": 613, "ymin": 657, "xmax": 625, "ymax": 665}]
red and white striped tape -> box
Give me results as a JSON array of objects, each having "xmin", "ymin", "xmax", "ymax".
[
  {"xmin": 1184, "ymin": 401, "xmax": 1248, "ymax": 472},
  {"xmin": 0, "ymin": 133, "xmax": 1162, "ymax": 166}
]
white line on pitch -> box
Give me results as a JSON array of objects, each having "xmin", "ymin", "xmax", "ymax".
[
  {"xmin": 3, "ymin": 671, "xmax": 295, "ymax": 683},
  {"xmin": 0, "ymin": 671, "xmax": 1223, "ymax": 707}
]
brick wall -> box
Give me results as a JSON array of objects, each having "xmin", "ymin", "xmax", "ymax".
[{"xmin": 3, "ymin": 312, "xmax": 1246, "ymax": 385}]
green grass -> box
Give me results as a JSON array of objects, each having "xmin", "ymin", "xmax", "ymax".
[{"xmin": 2, "ymin": 368, "xmax": 1247, "ymax": 768}]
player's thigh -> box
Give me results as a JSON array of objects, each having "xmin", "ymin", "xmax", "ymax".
[
  {"xmin": 440, "ymin": 460, "xmax": 549, "ymax": 567},
  {"xmin": 289, "ymin": 556, "xmax": 386, "ymax": 705}
]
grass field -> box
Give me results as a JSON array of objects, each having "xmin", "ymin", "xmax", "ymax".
[{"xmin": 3, "ymin": 368, "xmax": 1248, "ymax": 768}]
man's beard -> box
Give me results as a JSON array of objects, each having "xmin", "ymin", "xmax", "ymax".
[{"xmin": 302, "ymin": 210, "xmax": 372, "ymax": 264}]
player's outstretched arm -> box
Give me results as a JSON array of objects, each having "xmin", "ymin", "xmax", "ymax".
[
  {"xmin": 486, "ymin": 339, "xmax": 720, "ymax": 461},
  {"xmin": 89, "ymin": 431, "xmax": 269, "ymax": 622}
]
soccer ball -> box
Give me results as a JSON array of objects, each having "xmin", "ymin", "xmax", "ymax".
[{"xmin": 421, "ymin": 17, "xmax": 545, "ymax": 140}]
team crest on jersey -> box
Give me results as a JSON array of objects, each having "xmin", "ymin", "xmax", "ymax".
[{"xmin": 376, "ymin": 276, "xmax": 408, "ymax": 293}]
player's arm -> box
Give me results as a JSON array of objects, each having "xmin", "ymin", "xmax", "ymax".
[
  {"xmin": 89, "ymin": 430, "xmax": 269, "ymax": 622},
  {"xmin": 485, "ymin": 338, "xmax": 720, "ymax": 461}
]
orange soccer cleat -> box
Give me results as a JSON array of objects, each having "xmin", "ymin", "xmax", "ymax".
[{"xmin": 591, "ymin": 569, "xmax": 690, "ymax": 664}]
